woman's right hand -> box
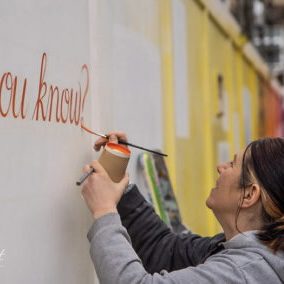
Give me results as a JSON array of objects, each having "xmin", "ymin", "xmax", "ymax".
[{"xmin": 94, "ymin": 131, "xmax": 128, "ymax": 152}]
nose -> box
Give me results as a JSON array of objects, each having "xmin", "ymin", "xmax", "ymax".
[{"xmin": 217, "ymin": 162, "xmax": 228, "ymax": 174}]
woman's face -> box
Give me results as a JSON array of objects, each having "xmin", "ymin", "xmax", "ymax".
[{"xmin": 206, "ymin": 151, "xmax": 244, "ymax": 218}]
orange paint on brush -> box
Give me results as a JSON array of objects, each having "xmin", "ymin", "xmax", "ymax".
[{"xmin": 80, "ymin": 123, "xmax": 105, "ymax": 137}]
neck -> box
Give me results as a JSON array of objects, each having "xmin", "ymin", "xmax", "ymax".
[
  {"xmin": 221, "ymin": 223, "xmax": 239, "ymax": 240},
  {"xmin": 217, "ymin": 212, "xmax": 263, "ymax": 241}
]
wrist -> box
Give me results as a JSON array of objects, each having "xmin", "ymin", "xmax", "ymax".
[{"xmin": 93, "ymin": 207, "xmax": 118, "ymax": 220}]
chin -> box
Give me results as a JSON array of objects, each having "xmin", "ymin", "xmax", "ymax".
[
  {"xmin": 206, "ymin": 189, "xmax": 215, "ymax": 209},
  {"xmin": 205, "ymin": 197, "xmax": 213, "ymax": 209}
]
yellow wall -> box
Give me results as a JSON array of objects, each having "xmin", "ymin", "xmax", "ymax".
[
  {"xmin": 160, "ymin": 0, "xmax": 265, "ymax": 236},
  {"xmin": 159, "ymin": 0, "xmax": 178, "ymax": 192}
]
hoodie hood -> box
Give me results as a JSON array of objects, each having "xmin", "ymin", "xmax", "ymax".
[{"xmin": 223, "ymin": 231, "xmax": 284, "ymax": 282}]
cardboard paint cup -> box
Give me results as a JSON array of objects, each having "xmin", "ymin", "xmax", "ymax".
[{"xmin": 98, "ymin": 142, "xmax": 131, "ymax": 182}]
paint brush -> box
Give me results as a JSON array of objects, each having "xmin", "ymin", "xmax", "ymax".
[
  {"xmin": 76, "ymin": 167, "xmax": 95, "ymax": 186},
  {"xmin": 81, "ymin": 124, "xmax": 168, "ymax": 157}
]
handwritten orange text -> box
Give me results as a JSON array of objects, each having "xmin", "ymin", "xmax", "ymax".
[
  {"xmin": 32, "ymin": 53, "xmax": 89, "ymax": 125},
  {"xmin": 0, "ymin": 52, "xmax": 89, "ymax": 126},
  {"xmin": 0, "ymin": 72, "xmax": 27, "ymax": 119}
]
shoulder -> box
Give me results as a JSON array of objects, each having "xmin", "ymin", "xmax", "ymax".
[
  {"xmin": 202, "ymin": 245, "xmax": 281, "ymax": 283},
  {"xmin": 205, "ymin": 247, "xmax": 263, "ymax": 270},
  {"xmin": 166, "ymin": 251, "xmax": 246, "ymax": 283}
]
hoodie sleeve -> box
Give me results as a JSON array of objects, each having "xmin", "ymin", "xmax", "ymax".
[
  {"xmin": 117, "ymin": 184, "xmax": 225, "ymax": 272},
  {"xmin": 87, "ymin": 213, "xmax": 245, "ymax": 284}
]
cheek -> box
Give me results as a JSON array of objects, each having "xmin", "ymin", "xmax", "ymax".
[{"xmin": 206, "ymin": 186, "xmax": 241, "ymax": 213}]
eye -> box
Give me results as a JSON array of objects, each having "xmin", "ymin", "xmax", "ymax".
[{"xmin": 230, "ymin": 161, "xmax": 234, "ymax": 167}]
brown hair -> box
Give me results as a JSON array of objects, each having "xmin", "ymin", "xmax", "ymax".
[{"xmin": 239, "ymin": 137, "xmax": 284, "ymax": 252}]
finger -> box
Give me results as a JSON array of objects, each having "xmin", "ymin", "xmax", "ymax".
[
  {"xmin": 83, "ymin": 164, "xmax": 92, "ymax": 173},
  {"xmin": 108, "ymin": 131, "xmax": 128, "ymax": 143},
  {"xmin": 81, "ymin": 187, "xmax": 88, "ymax": 200},
  {"xmin": 89, "ymin": 160, "xmax": 106, "ymax": 174},
  {"xmin": 94, "ymin": 137, "xmax": 108, "ymax": 151},
  {"xmin": 108, "ymin": 134, "xmax": 118, "ymax": 144},
  {"xmin": 94, "ymin": 131, "xmax": 128, "ymax": 151}
]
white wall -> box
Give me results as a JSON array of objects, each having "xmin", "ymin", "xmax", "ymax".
[
  {"xmin": 0, "ymin": 0, "xmax": 95, "ymax": 283},
  {"xmin": 89, "ymin": 0, "xmax": 163, "ymax": 194},
  {"xmin": 1, "ymin": 0, "xmax": 164, "ymax": 282}
]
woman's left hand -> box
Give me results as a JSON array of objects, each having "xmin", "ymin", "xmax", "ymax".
[{"xmin": 81, "ymin": 160, "xmax": 129, "ymax": 219}]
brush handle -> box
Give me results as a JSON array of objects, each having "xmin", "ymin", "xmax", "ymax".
[
  {"xmin": 76, "ymin": 168, "xmax": 95, "ymax": 186},
  {"xmin": 80, "ymin": 124, "xmax": 168, "ymax": 157},
  {"xmin": 118, "ymin": 139, "xmax": 168, "ymax": 157}
]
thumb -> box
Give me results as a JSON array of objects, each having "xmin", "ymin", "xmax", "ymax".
[{"xmin": 108, "ymin": 134, "xmax": 118, "ymax": 144}]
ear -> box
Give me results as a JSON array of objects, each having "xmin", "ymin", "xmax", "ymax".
[{"xmin": 241, "ymin": 184, "xmax": 261, "ymax": 208}]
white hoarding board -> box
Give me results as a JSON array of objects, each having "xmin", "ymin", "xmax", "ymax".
[{"xmin": 0, "ymin": 1, "xmax": 96, "ymax": 283}]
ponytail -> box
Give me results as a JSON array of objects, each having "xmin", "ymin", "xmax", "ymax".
[{"xmin": 257, "ymin": 215, "xmax": 284, "ymax": 252}]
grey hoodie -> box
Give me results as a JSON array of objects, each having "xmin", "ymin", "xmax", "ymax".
[{"xmin": 87, "ymin": 213, "xmax": 284, "ymax": 284}]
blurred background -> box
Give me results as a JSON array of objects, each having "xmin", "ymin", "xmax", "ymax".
[{"xmin": 229, "ymin": 0, "xmax": 284, "ymax": 80}]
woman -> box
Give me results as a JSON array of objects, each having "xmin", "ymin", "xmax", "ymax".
[{"xmin": 81, "ymin": 134, "xmax": 284, "ymax": 283}]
